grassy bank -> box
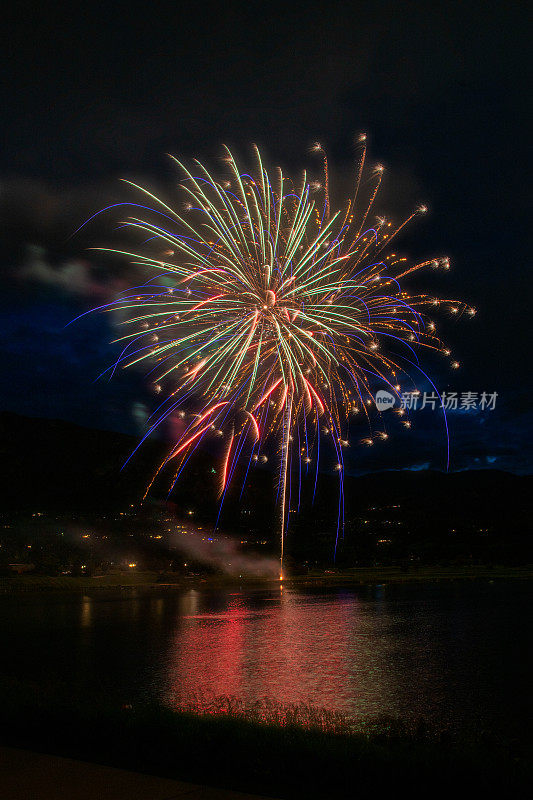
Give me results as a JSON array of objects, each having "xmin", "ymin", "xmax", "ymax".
[
  {"xmin": 1, "ymin": 564, "xmax": 533, "ymax": 594},
  {"xmin": 0, "ymin": 679, "xmax": 530, "ymax": 797},
  {"xmin": 0, "ymin": 570, "xmax": 160, "ymax": 593}
]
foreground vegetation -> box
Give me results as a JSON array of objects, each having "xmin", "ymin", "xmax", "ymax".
[{"xmin": 0, "ymin": 679, "xmax": 530, "ymax": 797}]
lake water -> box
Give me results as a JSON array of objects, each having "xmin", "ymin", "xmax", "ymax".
[{"xmin": 1, "ymin": 581, "xmax": 531, "ymax": 735}]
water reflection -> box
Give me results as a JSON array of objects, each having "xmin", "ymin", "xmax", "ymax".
[
  {"xmin": 0, "ymin": 582, "xmax": 530, "ymax": 734},
  {"xmin": 161, "ymin": 586, "xmax": 459, "ymax": 722},
  {"xmin": 80, "ymin": 596, "xmax": 92, "ymax": 628}
]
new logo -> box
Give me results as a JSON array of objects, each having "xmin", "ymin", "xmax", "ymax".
[{"xmin": 375, "ymin": 390, "xmax": 396, "ymax": 411}]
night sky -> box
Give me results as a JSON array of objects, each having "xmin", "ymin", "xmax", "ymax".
[{"xmin": 1, "ymin": 0, "xmax": 531, "ymax": 474}]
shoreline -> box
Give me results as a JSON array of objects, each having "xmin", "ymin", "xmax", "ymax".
[
  {"xmin": 0, "ymin": 678, "xmax": 530, "ymax": 796},
  {"xmin": 1, "ymin": 564, "xmax": 532, "ymax": 596}
]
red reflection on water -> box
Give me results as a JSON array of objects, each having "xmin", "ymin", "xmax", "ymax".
[{"xmin": 163, "ymin": 589, "xmax": 391, "ymax": 716}]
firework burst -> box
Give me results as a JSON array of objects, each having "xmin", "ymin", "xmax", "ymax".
[{"xmin": 84, "ymin": 137, "xmax": 473, "ymax": 576}]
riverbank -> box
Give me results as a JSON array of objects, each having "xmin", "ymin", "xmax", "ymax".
[
  {"xmin": 0, "ymin": 747, "xmax": 275, "ymax": 800},
  {"xmin": 0, "ymin": 678, "xmax": 530, "ymax": 798},
  {"xmin": 1, "ymin": 564, "xmax": 532, "ymax": 595}
]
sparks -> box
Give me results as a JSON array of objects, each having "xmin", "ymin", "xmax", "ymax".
[{"xmin": 91, "ymin": 137, "xmax": 471, "ymax": 574}]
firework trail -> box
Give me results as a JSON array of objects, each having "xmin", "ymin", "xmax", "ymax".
[{"xmin": 82, "ymin": 137, "xmax": 473, "ymax": 577}]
